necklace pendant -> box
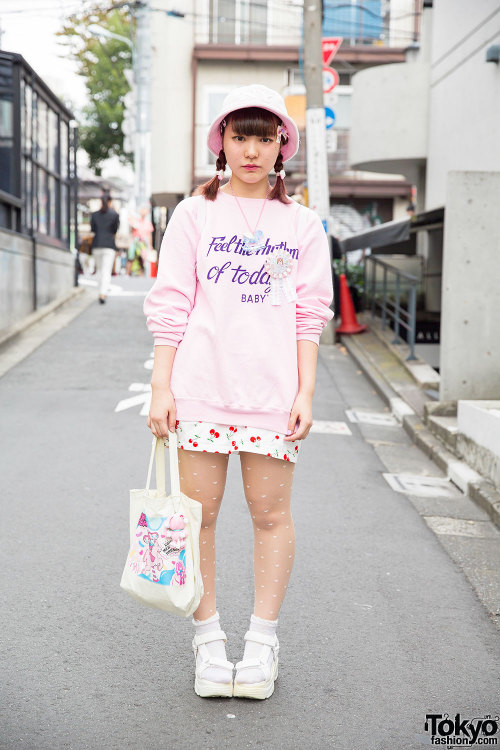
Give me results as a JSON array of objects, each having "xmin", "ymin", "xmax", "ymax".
[{"xmin": 242, "ymin": 229, "xmax": 265, "ymax": 255}]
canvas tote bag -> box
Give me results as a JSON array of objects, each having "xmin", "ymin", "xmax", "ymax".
[{"xmin": 120, "ymin": 434, "xmax": 204, "ymax": 616}]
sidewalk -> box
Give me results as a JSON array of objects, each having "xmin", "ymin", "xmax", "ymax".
[
  {"xmin": 1, "ymin": 276, "xmax": 499, "ymax": 750},
  {"xmin": 342, "ymin": 312, "xmax": 500, "ymax": 530}
]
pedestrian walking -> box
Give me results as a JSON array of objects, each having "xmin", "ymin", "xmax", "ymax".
[
  {"xmin": 90, "ymin": 193, "xmax": 120, "ymax": 304},
  {"xmin": 127, "ymin": 205, "xmax": 154, "ymax": 276},
  {"xmin": 143, "ymin": 84, "xmax": 334, "ymax": 700}
]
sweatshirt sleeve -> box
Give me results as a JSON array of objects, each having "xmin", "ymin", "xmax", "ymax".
[
  {"xmin": 143, "ymin": 197, "xmax": 200, "ymax": 348},
  {"xmin": 295, "ymin": 207, "xmax": 334, "ymax": 345}
]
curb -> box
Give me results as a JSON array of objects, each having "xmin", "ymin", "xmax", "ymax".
[
  {"xmin": 342, "ymin": 332, "xmax": 500, "ymax": 531},
  {"xmin": 0, "ymin": 286, "xmax": 85, "ymax": 350}
]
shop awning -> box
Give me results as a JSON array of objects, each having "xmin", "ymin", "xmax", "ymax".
[{"xmin": 339, "ymin": 218, "xmax": 411, "ymax": 253}]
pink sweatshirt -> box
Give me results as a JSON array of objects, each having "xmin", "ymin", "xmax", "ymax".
[{"xmin": 144, "ymin": 192, "xmax": 334, "ymax": 434}]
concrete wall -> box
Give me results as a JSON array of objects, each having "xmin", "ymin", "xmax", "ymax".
[
  {"xmin": 0, "ymin": 229, "xmax": 75, "ymax": 337},
  {"xmin": 439, "ymin": 171, "xmax": 500, "ymax": 400},
  {"xmin": 151, "ymin": 0, "xmax": 195, "ymax": 197},
  {"xmin": 425, "ymin": 0, "xmax": 500, "ymax": 209}
]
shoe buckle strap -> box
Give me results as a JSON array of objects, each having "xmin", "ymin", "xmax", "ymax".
[
  {"xmin": 193, "ymin": 629, "xmax": 227, "ymax": 646},
  {"xmin": 243, "ymin": 630, "xmax": 277, "ymax": 648}
]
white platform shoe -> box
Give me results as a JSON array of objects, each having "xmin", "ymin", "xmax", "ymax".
[
  {"xmin": 192, "ymin": 628, "xmax": 234, "ymax": 698},
  {"xmin": 233, "ymin": 630, "xmax": 279, "ymax": 699}
]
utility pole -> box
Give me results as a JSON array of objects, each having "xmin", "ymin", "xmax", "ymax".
[
  {"xmin": 134, "ymin": 0, "xmax": 152, "ymax": 210},
  {"xmin": 303, "ymin": 2, "xmax": 330, "ymax": 226}
]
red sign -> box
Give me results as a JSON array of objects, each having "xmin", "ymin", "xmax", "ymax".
[
  {"xmin": 323, "ymin": 66, "xmax": 339, "ymax": 94},
  {"xmin": 322, "ymin": 37, "xmax": 343, "ymax": 66}
]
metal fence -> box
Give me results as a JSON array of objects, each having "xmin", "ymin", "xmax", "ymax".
[{"xmin": 364, "ymin": 255, "xmax": 419, "ymax": 360}]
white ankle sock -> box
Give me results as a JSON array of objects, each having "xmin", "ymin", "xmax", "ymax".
[
  {"xmin": 192, "ymin": 611, "xmax": 231, "ymax": 684},
  {"xmin": 236, "ymin": 613, "xmax": 278, "ymax": 685}
]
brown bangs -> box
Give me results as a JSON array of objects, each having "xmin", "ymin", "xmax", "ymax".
[{"xmin": 227, "ymin": 107, "xmax": 280, "ymax": 137}]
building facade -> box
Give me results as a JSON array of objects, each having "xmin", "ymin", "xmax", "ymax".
[
  {"xmin": 150, "ymin": 0, "xmax": 415, "ymax": 231},
  {"xmin": 348, "ymin": 0, "xmax": 500, "ymax": 399},
  {"xmin": 0, "ymin": 51, "xmax": 78, "ymax": 337}
]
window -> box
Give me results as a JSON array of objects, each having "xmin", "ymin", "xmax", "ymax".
[
  {"xmin": 201, "ymin": 86, "xmax": 233, "ymax": 169},
  {"xmin": 209, "ymin": 0, "xmax": 268, "ymax": 44},
  {"xmin": 0, "ymin": 52, "xmax": 76, "ymax": 242},
  {"xmin": 0, "ymin": 59, "xmax": 14, "ymax": 194},
  {"xmin": 323, "ymin": 0, "xmax": 383, "ymax": 45}
]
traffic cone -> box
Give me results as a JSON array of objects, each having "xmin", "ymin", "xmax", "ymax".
[{"xmin": 336, "ymin": 273, "xmax": 367, "ymax": 334}]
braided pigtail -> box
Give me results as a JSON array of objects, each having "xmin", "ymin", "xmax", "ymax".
[
  {"xmin": 201, "ymin": 150, "xmax": 227, "ymax": 201},
  {"xmin": 269, "ymin": 151, "xmax": 291, "ymax": 204}
]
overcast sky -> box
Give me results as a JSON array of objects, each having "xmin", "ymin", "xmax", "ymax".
[{"xmin": 0, "ymin": 0, "xmax": 88, "ymax": 113}]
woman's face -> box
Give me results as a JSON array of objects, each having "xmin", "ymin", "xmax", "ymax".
[{"xmin": 222, "ymin": 120, "xmax": 281, "ymax": 185}]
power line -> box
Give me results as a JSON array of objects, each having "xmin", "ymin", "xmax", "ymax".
[{"xmin": 1, "ymin": 1, "xmax": 421, "ymax": 43}]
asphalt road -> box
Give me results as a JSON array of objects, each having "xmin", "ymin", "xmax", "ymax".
[{"xmin": 1, "ymin": 274, "xmax": 499, "ymax": 750}]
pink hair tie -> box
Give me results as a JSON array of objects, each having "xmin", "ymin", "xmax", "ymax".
[
  {"xmin": 277, "ymin": 169, "xmax": 286, "ymax": 179},
  {"xmin": 216, "ymin": 169, "xmax": 225, "ymax": 180}
]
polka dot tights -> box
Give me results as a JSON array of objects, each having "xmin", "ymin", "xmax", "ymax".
[{"xmin": 177, "ymin": 449, "xmax": 295, "ymax": 621}]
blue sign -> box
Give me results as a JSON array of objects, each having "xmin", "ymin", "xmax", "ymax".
[{"xmin": 325, "ymin": 106, "xmax": 336, "ymax": 129}]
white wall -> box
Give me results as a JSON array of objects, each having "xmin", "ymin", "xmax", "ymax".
[
  {"xmin": 425, "ymin": 0, "xmax": 500, "ymax": 209},
  {"xmin": 151, "ymin": 0, "xmax": 195, "ymax": 196}
]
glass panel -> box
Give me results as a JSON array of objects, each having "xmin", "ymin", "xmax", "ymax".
[
  {"xmin": 249, "ymin": 1, "xmax": 267, "ymax": 44},
  {"xmin": 48, "ymin": 175, "xmax": 57, "ymax": 236},
  {"xmin": 323, "ymin": 0, "xmax": 382, "ymax": 44},
  {"xmin": 61, "ymin": 182, "xmax": 68, "ymax": 241},
  {"xmin": 216, "ymin": 0, "xmax": 235, "ymax": 43},
  {"xmin": 23, "ymin": 157, "xmax": 32, "ymax": 231},
  {"xmin": 37, "ymin": 98, "xmax": 48, "ymax": 166},
  {"xmin": 207, "ymin": 90, "xmax": 229, "ymax": 165},
  {"xmin": 38, "ymin": 170, "xmax": 48, "ymax": 234},
  {"xmin": 333, "ymin": 90, "xmax": 352, "ymax": 129},
  {"xmin": 24, "ymin": 83, "xmax": 32, "ymax": 153},
  {"xmin": 60, "ymin": 121, "xmax": 68, "ymax": 179},
  {"xmin": 49, "ymin": 108, "xmax": 59, "ymax": 174},
  {"xmin": 32, "ymin": 163, "xmax": 38, "ymax": 230},
  {"xmin": 0, "ymin": 94, "xmax": 14, "ymax": 192}
]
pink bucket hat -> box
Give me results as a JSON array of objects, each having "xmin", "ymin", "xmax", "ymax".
[{"xmin": 207, "ymin": 84, "xmax": 300, "ymax": 163}]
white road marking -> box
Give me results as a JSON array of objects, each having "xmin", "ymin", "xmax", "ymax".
[{"xmin": 115, "ymin": 383, "xmax": 151, "ymax": 415}]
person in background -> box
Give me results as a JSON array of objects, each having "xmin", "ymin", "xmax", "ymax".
[
  {"xmin": 127, "ymin": 205, "xmax": 154, "ymax": 276},
  {"xmin": 90, "ymin": 193, "xmax": 120, "ymax": 304}
]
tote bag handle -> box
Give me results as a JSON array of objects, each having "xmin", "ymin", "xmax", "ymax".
[{"xmin": 145, "ymin": 433, "xmax": 181, "ymax": 496}]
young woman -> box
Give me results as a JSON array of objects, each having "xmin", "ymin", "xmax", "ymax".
[
  {"xmin": 90, "ymin": 193, "xmax": 120, "ymax": 304},
  {"xmin": 144, "ymin": 85, "xmax": 333, "ymax": 700}
]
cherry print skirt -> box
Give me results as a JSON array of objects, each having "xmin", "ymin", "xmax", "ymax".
[{"xmin": 163, "ymin": 420, "xmax": 301, "ymax": 463}]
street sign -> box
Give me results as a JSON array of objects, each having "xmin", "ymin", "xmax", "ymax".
[
  {"xmin": 323, "ymin": 66, "xmax": 339, "ymax": 94},
  {"xmin": 322, "ymin": 37, "xmax": 343, "ymax": 66},
  {"xmin": 324, "ymin": 106, "xmax": 336, "ymax": 129}
]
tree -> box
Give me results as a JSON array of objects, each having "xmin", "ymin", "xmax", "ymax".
[{"xmin": 57, "ymin": 4, "xmax": 134, "ymax": 174}]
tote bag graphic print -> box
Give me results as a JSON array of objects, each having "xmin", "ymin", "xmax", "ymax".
[
  {"xmin": 128, "ymin": 511, "xmax": 187, "ymax": 587},
  {"xmin": 120, "ymin": 435, "xmax": 204, "ymax": 617}
]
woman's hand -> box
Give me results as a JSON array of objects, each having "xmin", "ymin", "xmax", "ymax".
[
  {"xmin": 283, "ymin": 390, "xmax": 313, "ymax": 442},
  {"xmin": 147, "ymin": 386, "xmax": 177, "ymax": 437}
]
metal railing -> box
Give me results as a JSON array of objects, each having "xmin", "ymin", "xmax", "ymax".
[{"xmin": 364, "ymin": 255, "xmax": 418, "ymax": 361}]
